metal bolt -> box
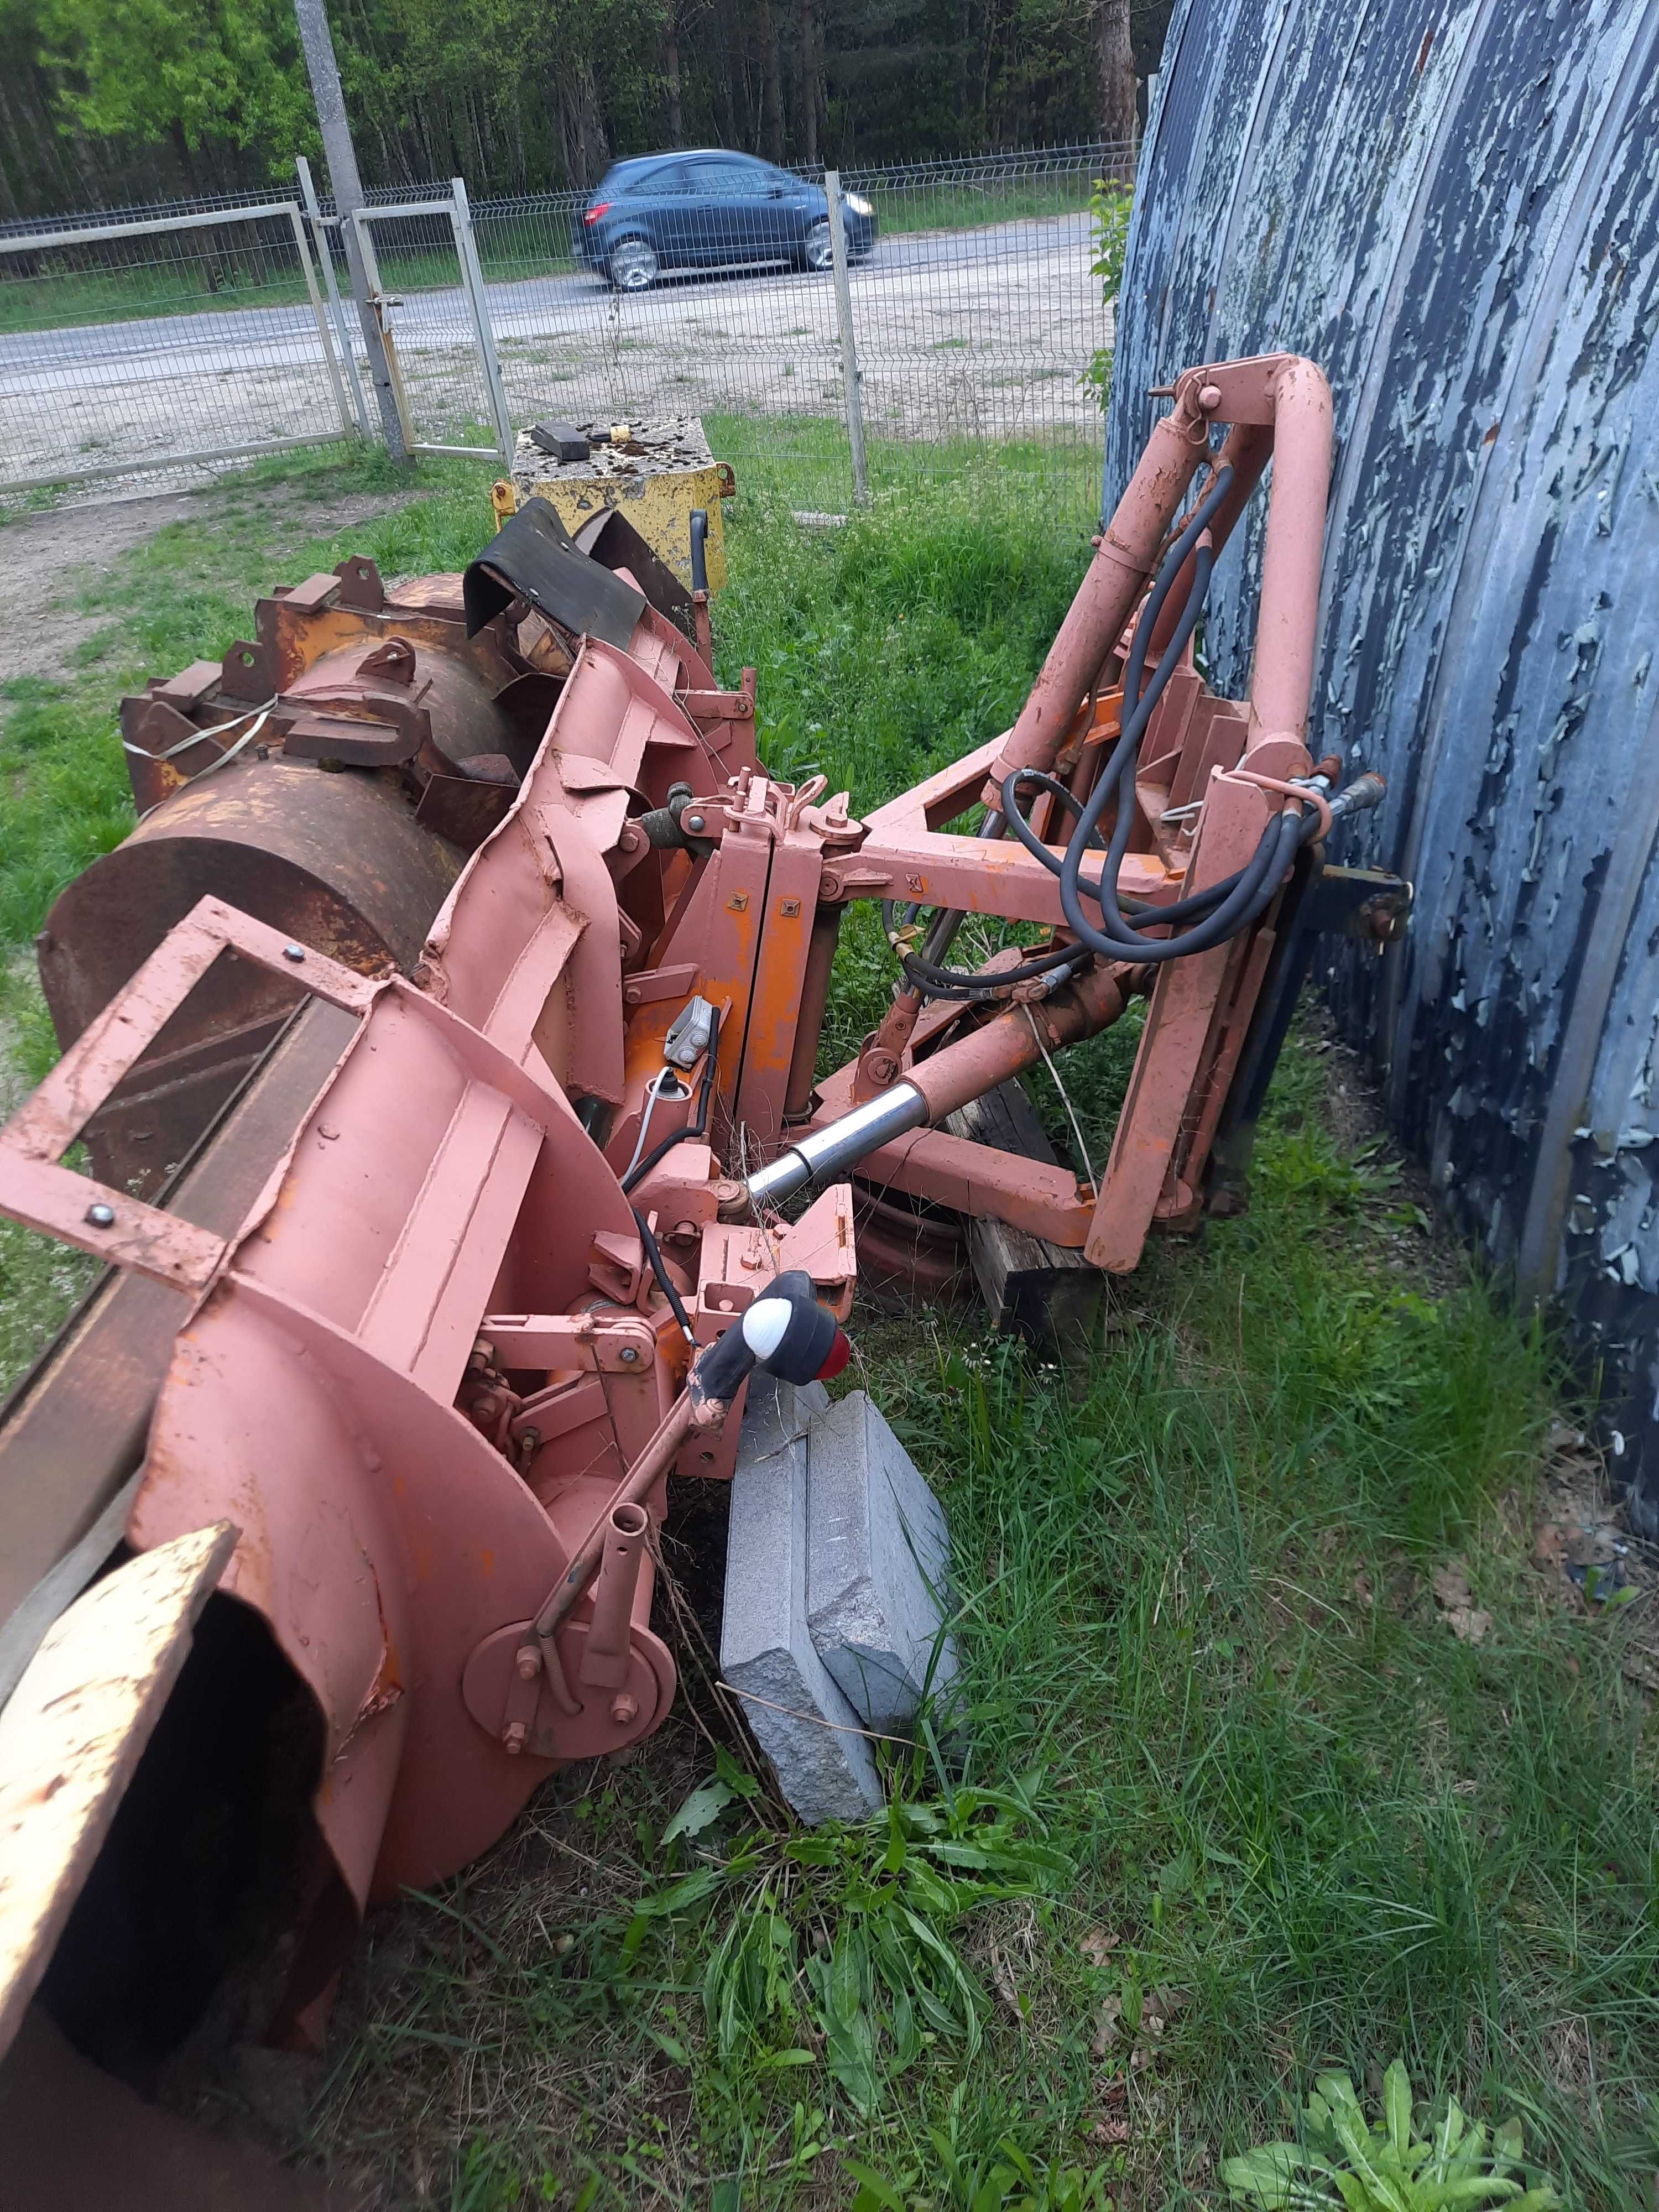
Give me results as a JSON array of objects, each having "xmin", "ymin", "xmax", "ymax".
[
  {"xmin": 1198, "ymin": 382, "xmax": 1223, "ymax": 410},
  {"xmin": 516, "ymin": 1646, "xmax": 541, "ymax": 1682},
  {"xmin": 502, "ymin": 1720, "xmax": 528, "ymax": 1756},
  {"xmin": 85, "ymin": 1202, "xmax": 115, "ymax": 1229},
  {"xmin": 283, "ymin": 943, "xmax": 306, "ymax": 963},
  {"xmin": 619, "ymin": 1344, "xmax": 641, "ymax": 1364},
  {"xmin": 685, "ymin": 813, "xmax": 706, "ymax": 833},
  {"xmin": 610, "ymin": 1692, "xmax": 638, "ymax": 1725}
]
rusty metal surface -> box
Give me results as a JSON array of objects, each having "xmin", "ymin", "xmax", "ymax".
[
  {"xmin": 40, "ymin": 760, "xmax": 460, "ymax": 1193},
  {"xmin": 0, "ymin": 1522, "xmax": 237, "ymax": 2059},
  {"xmin": 0, "ymin": 1001, "xmax": 356, "ymax": 1635},
  {"xmin": 1114, "ymin": 0, "xmax": 1659, "ymax": 1524},
  {"xmin": 0, "ymin": 369, "xmax": 1348, "ymax": 2060},
  {"xmin": 0, "ymin": 2009, "xmax": 350, "ymax": 2211}
]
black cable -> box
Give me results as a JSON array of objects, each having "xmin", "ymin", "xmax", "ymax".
[
  {"xmin": 620, "ymin": 1005, "xmax": 722, "ymax": 1193},
  {"xmin": 632, "ymin": 1204, "xmax": 696, "ymax": 1342},
  {"xmin": 884, "ymin": 460, "xmax": 1323, "ymax": 998},
  {"xmin": 879, "ymin": 778, "xmax": 1104, "ymax": 998},
  {"xmin": 1053, "ymin": 488, "xmax": 1310, "ymax": 962},
  {"xmin": 1005, "ymin": 462, "xmax": 1319, "ymax": 967}
]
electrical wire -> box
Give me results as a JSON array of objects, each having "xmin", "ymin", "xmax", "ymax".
[
  {"xmin": 620, "ymin": 1005, "xmax": 722, "ymax": 1194},
  {"xmin": 621, "ymin": 1065, "xmax": 685, "ymax": 1185}
]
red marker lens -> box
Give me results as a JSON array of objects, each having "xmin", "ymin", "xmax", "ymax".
[{"xmin": 815, "ymin": 1328, "xmax": 852, "ymax": 1381}]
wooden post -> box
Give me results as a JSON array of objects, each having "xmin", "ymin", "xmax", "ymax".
[{"xmin": 944, "ymin": 1081, "xmax": 1103, "ymax": 1349}]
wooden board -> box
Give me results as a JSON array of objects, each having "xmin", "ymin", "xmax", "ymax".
[
  {"xmin": 943, "ymin": 1081, "xmax": 1103, "ymax": 1349},
  {"xmin": 0, "ymin": 1522, "xmax": 237, "ymax": 2061}
]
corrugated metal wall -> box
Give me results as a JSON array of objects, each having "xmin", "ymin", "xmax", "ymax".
[{"xmin": 1109, "ymin": 0, "xmax": 1659, "ymax": 1530}]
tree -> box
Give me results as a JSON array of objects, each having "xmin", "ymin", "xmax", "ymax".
[
  {"xmin": 0, "ymin": 0, "xmax": 1172, "ymax": 217},
  {"xmin": 1094, "ymin": 0, "xmax": 1134, "ymax": 145}
]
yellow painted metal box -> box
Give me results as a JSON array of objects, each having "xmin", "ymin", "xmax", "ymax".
[{"xmin": 494, "ymin": 417, "xmax": 736, "ymax": 592}]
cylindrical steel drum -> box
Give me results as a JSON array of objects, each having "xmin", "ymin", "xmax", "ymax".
[{"xmin": 40, "ymin": 761, "xmax": 462, "ymax": 1195}]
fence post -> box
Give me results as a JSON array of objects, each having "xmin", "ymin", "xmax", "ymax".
[
  {"xmin": 293, "ymin": 0, "xmax": 408, "ymax": 462},
  {"xmin": 825, "ymin": 170, "xmax": 870, "ymax": 506},
  {"xmin": 295, "ymin": 154, "xmax": 369, "ymax": 436},
  {"xmin": 450, "ymin": 177, "xmax": 516, "ymax": 461}
]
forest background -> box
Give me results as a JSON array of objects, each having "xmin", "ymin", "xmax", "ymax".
[{"xmin": 0, "ymin": 0, "xmax": 1171, "ymax": 220}]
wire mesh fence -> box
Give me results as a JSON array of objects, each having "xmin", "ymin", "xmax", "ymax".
[
  {"xmin": 0, "ymin": 203, "xmax": 356, "ymax": 493},
  {"xmin": 1, "ymin": 144, "xmax": 1128, "ymax": 515},
  {"xmin": 467, "ymin": 144, "xmax": 1126, "ymax": 521},
  {"xmin": 349, "ymin": 195, "xmax": 510, "ymax": 456}
]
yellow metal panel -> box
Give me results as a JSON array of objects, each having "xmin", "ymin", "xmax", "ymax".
[{"xmin": 494, "ymin": 464, "xmax": 735, "ymax": 593}]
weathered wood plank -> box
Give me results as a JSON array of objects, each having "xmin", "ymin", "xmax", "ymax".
[
  {"xmin": 944, "ymin": 1081, "xmax": 1102, "ymax": 1348},
  {"xmin": 0, "ymin": 1521, "xmax": 236, "ymax": 2061}
]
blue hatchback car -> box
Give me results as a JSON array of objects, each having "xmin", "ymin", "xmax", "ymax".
[{"xmin": 579, "ymin": 151, "xmax": 878, "ymax": 291}]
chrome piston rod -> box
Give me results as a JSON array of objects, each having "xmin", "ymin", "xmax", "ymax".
[{"xmin": 744, "ymin": 1082, "xmax": 927, "ymax": 1207}]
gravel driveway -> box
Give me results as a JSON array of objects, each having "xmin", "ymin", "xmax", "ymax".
[{"xmin": 2, "ymin": 213, "xmax": 1109, "ymax": 495}]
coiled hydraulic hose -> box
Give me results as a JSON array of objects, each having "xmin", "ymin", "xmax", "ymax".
[{"xmin": 892, "ymin": 463, "xmax": 1324, "ymax": 996}]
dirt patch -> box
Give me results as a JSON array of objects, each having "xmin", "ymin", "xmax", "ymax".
[
  {"xmin": 1301, "ymin": 1003, "xmax": 1471, "ymax": 1301},
  {"xmin": 1530, "ymin": 1432, "xmax": 1659, "ymax": 1693},
  {"xmin": 0, "ymin": 479, "xmax": 428, "ymax": 688}
]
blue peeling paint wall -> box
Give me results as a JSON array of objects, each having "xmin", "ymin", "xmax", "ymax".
[{"xmin": 1108, "ymin": 0, "xmax": 1659, "ymax": 1528}]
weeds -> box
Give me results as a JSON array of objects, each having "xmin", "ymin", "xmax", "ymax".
[{"xmin": 1222, "ymin": 2059, "xmax": 1561, "ymax": 2210}]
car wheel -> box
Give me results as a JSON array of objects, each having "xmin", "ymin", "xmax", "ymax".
[
  {"xmin": 609, "ymin": 237, "xmax": 659, "ymax": 291},
  {"xmin": 802, "ymin": 218, "xmax": 833, "ymax": 272}
]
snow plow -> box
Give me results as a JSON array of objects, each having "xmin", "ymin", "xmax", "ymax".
[{"xmin": 0, "ymin": 354, "xmax": 1405, "ymax": 2116}]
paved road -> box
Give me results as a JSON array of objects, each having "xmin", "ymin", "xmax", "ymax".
[
  {"xmin": 0, "ymin": 214, "xmax": 1091, "ymax": 377},
  {"xmin": 2, "ymin": 211, "xmax": 1103, "ymax": 487}
]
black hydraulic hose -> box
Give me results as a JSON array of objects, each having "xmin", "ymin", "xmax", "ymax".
[
  {"xmin": 620, "ymin": 1006, "xmax": 722, "ymax": 1194},
  {"xmin": 1056, "ymin": 540, "xmax": 1303, "ymax": 961},
  {"xmin": 881, "ymin": 895, "xmax": 1079, "ymax": 998},
  {"xmin": 632, "ymin": 1203, "xmax": 696, "ymax": 1342},
  {"xmin": 992, "ymin": 461, "xmax": 1321, "ymax": 966},
  {"xmin": 894, "ymin": 463, "xmax": 1286, "ymax": 997}
]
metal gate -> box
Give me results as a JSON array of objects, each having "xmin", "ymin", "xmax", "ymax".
[
  {"xmin": 351, "ymin": 183, "xmax": 515, "ymax": 460},
  {"xmin": 0, "ymin": 201, "xmax": 358, "ymax": 494}
]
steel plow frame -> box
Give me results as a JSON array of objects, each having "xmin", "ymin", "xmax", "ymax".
[{"xmin": 0, "ymin": 351, "xmax": 1405, "ymax": 2060}]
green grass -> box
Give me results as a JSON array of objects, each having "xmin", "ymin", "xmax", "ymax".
[
  {"xmin": 0, "ymin": 241, "xmax": 574, "ymax": 337},
  {"xmin": 703, "ymin": 410, "xmax": 1103, "ymax": 544},
  {"xmin": 871, "ymin": 175, "xmax": 1101, "ymax": 237},
  {"xmin": 1, "ymin": 456, "xmax": 1653, "ymax": 2208}
]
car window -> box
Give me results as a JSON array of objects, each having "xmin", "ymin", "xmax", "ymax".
[
  {"xmin": 690, "ymin": 160, "xmax": 773, "ymax": 197},
  {"xmin": 628, "ymin": 164, "xmax": 687, "ymax": 195}
]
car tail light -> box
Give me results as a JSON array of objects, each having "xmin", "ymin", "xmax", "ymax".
[{"xmin": 583, "ymin": 202, "xmax": 611, "ymax": 226}]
